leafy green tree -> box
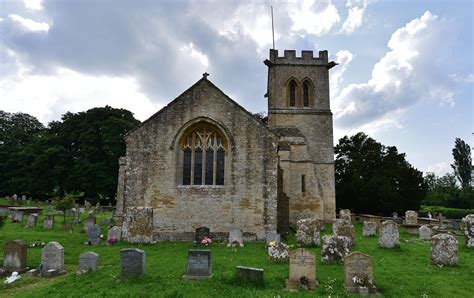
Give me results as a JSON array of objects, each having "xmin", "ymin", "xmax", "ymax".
[
  {"xmin": 423, "ymin": 172, "xmax": 474, "ymax": 209},
  {"xmin": 53, "ymin": 194, "xmax": 77, "ymax": 222},
  {"xmin": 451, "ymin": 138, "xmax": 472, "ymax": 189},
  {"xmin": 335, "ymin": 132, "xmax": 427, "ymax": 215}
]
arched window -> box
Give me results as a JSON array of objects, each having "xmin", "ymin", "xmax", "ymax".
[
  {"xmin": 289, "ymin": 80, "xmax": 296, "ymax": 107},
  {"xmin": 303, "ymin": 81, "xmax": 310, "ymax": 107},
  {"xmin": 180, "ymin": 124, "xmax": 226, "ymax": 185}
]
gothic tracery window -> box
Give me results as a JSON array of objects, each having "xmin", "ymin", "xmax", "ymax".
[{"xmin": 181, "ymin": 125, "xmax": 226, "ymax": 185}]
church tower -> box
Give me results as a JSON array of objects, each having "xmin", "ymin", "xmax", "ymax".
[{"xmin": 264, "ymin": 49, "xmax": 336, "ymax": 223}]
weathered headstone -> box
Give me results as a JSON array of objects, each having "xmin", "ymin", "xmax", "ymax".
[
  {"xmin": 43, "ymin": 216, "xmax": 54, "ymax": 230},
  {"xmin": 62, "ymin": 222, "xmax": 73, "ymax": 232},
  {"xmin": 3, "ymin": 240, "xmax": 28, "ymax": 272},
  {"xmin": 183, "ymin": 249, "xmax": 212, "ymax": 280},
  {"xmin": 41, "ymin": 242, "xmax": 66, "ymax": 276},
  {"xmin": 332, "ymin": 219, "xmax": 344, "ymax": 234},
  {"xmin": 120, "ymin": 248, "xmax": 146, "ymax": 277},
  {"xmin": 26, "ymin": 214, "xmax": 38, "ymax": 228},
  {"xmin": 296, "ymin": 218, "xmax": 321, "ymax": 246},
  {"xmin": 195, "ymin": 227, "xmax": 210, "ymax": 243},
  {"xmin": 321, "ymin": 235, "xmax": 351, "ymax": 263},
  {"xmin": 362, "ymin": 221, "xmax": 377, "ymax": 237},
  {"xmin": 86, "ymin": 224, "xmax": 101, "ymax": 245},
  {"xmin": 419, "ymin": 225, "xmax": 432, "ymax": 240},
  {"xmin": 462, "ymin": 214, "xmax": 474, "ymax": 248},
  {"xmin": 101, "ymin": 218, "xmax": 113, "ymax": 226},
  {"xmin": 83, "ymin": 215, "xmax": 96, "ymax": 231},
  {"xmin": 340, "ymin": 209, "xmax": 352, "ymax": 223},
  {"xmin": 235, "ymin": 266, "xmax": 264, "ymax": 285},
  {"xmin": 12, "ymin": 210, "xmax": 24, "ymax": 223},
  {"xmin": 265, "ymin": 232, "xmax": 281, "ymax": 246},
  {"xmin": 379, "ymin": 220, "xmax": 400, "ymax": 248},
  {"xmin": 78, "ymin": 251, "xmax": 99, "ymax": 272},
  {"xmin": 334, "ymin": 222, "xmax": 356, "ymax": 247},
  {"xmin": 431, "ymin": 234, "xmax": 458, "ymax": 265},
  {"xmin": 268, "ymin": 242, "xmax": 289, "ymax": 262},
  {"xmin": 107, "ymin": 226, "xmax": 122, "ymax": 243},
  {"xmin": 343, "ymin": 252, "xmax": 375, "ymax": 293},
  {"xmin": 285, "ymin": 248, "xmax": 318, "ymax": 291},
  {"xmin": 228, "ymin": 228, "xmax": 244, "ymax": 247}
]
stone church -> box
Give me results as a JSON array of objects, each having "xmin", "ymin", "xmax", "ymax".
[{"xmin": 115, "ymin": 49, "xmax": 336, "ymax": 242}]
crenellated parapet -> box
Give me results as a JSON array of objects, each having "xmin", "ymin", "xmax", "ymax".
[{"xmin": 265, "ymin": 49, "xmax": 336, "ymax": 68}]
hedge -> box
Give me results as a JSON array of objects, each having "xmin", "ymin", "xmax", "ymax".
[{"xmin": 419, "ymin": 205, "xmax": 474, "ymax": 219}]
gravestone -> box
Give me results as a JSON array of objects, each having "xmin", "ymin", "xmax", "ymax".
[
  {"xmin": 228, "ymin": 228, "xmax": 244, "ymax": 247},
  {"xmin": 83, "ymin": 216, "xmax": 96, "ymax": 231},
  {"xmin": 379, "ymin": 220, "xmax": 400, "ymax": 248},
  {"xmin": 268, "ymin": 242, "xmax": 289, "ymax": 262},
  {"xmin": 101, "ymin": 218, "xmax": 113, "ymax": 226},
  {"xmin": 86, "ymin": 224, "xmax": 101, "ymax": 245},
  {"xmin": 462, "ymin": 214, "xmax": 474, "ymax": 248},
  {"xmin": 296, "ymin": 218, "xmax": 321, "ymax": 246},
  {"xmin": 265, "ymin": 232, "xmax": 281, "ymax": 246},
  {"xmin": 3, "ymin": 240, "xmax": 28, "ymax": 272},
  {"xmin": 340, "ymin": 209, "xmax": 352, "ymax": 223},
  {"xmin": 321, "ymin": 235, "xmax": 351, "ymax": 263},
  {"xmin": 62, "ymin": 222, "xmax": 73, "ymax": 232},
  {"xmin": 419, "ymin": 225, "xmax": 432, "ymax": 240},
  {"xmin": 235, "ymin": 266, "xmax": 264, "ymax": 285},
  {"xmin": 195, "ymin": 227, "xmax": 210, "ymax": 243},
  {"xmin": 332, "ymin": 219, "xmax": 344, "ymax": 234},
  {"xmin": 41, "ymin": 242, "xmax": 66, "ymax": 276},
  {"xmin": 343, "ymin": 252, "xmax": 375, "ymax": 293},
  {"xmin": 334, "ymin": 222, "xmax": 356, "ymax": 247},
  {"xmin": 26, "ymin": 214, "xmax": 38, "ymax": 228},
  {"xmin": 120, "ymin": 248, "xmax": 146, "ymax": 277},
  {"xmin": 107, "ymin": 226, "xmax": 122, "ymax": 242},
  {"xmin": 362, "ymin": 221, "xmax": 377, "ymax": 237},
  {"xmin": 285, "ymin": 248, "xmax": 318, "ymax": 291},
  {"xmin": 183, "ymin": 249, "xmax": 212, "ymax": 280},
  {"xmin": 43, "ymin": 216, "xmax": 54, "ymax": 230},
  {"xmin": 431, "ymin": 234, "xmax": 458, "ymax": 265},
  {"xmin": 405, "ymin": 210, "xmax": 418, "ymax": 225},
  {"xmin": 78, "ymin": 251, "xmax": 99, "ymax": 272},
  {"xmin": 12, "ymin": 210, "xmax": 24, "ymax": 223}
]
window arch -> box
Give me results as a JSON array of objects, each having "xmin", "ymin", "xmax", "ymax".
[
  {"xmin": 180, "ymin": 124, "xmax": 227, "ymax": 185},
  {"xmin": 303, "ymin": 81, "xmax": 310, "ymax": 107},
  {"xmin": 288, "ymin": 79, "xmax": 297, "ymax": 107}
]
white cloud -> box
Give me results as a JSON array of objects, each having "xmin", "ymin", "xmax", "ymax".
[
  {"xmin": 0, "ymin": 65, "xmax": 158, "ymax": 124},
  {"xmin": 334, "ymin": 11, "xmax": 456, "ymax": 131},
  {"xmin": 290, "ymin": 0, "xmax": 340, "ymax": 35},
  {"xmin": 330, "ymin": 50, "xmax": 353, "ymax": 97},
  {"xmin": 8, "ymin": 14, "xmax": 49, "ymax": 32},
  {"xmin": 424, "ymin": 162, "xmax": 451, "ymax": 176},
  {"xmin": 340, "ymin": 0, "xmax": 368, "ymax": 34},
  {"xmin": 23, "ymin": 0, "xmax": 43, "ymax": 11}
]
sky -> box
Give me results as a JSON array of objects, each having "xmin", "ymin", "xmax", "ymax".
[{"xmin": 0, "ymin": 0, "xmax": 472, "ymax": 177}]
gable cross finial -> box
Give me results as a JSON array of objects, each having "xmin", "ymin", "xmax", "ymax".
[{"xmin": 203, "ymin": 72, "xmax": 209, "ymax": 79}]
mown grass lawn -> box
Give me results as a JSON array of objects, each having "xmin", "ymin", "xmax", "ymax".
[{"xmin": 0, "ymin": 206, "xmax": 472, "ymax": 297}]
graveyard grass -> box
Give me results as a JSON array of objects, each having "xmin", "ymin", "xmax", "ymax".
[{"xmin": 1, "ymin": 205, "xmax": 473, "ymax": 297}]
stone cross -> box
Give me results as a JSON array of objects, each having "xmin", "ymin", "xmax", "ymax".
[
  {"xmin": 87, "ymin": 224, "xmax": 101, "ymax": 245},
  {"xmin": 41, "ymin": 241, "xmax": 65, "ymax": 275},
  {"xmin": 285, "ymin": 248, "xmax": 318, "ymax": 291},
  {"xmin": 78, "ymin": 251, "xmax": 99, "ymax": 272},
  {"xmin": 343, "ymin": 252, "xmax": 374, "ymax": 293},
  {"xmin": 431, "ymin": 233, "xmax": 458, "ymax": 265},
  {"xmin": 120, "ymin": 248, "xmax": 146, "ymax": 277},
  {"xmin": 419, "ymin": 225, "xmax": 432, "ymax": 240},
  {"xmin": 182, "ymin": 249, "xmax": 212, "ymax": 280},
  {"xmin": 3, "ymin": 240, "xmax": 28, "ymax": 271},
  {"xmin": 362, "ymin": 221, "xmax": 377, "ymax": 237},
  {"xmin": 378, "ymin": 220, "xmax": 400, "ymax": 248}
]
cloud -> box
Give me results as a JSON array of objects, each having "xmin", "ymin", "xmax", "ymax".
[
  {"xmin": 334, "ymin": 11, "xmax": 457, "ymax": 130},
  {"xmin": 330, "ymin": 50, "xmax": 353, "ymax": 97},
  {"xmin": 23, "ymin": 0, "xmax": 43, "ymax": 11},
  {"xmin": 8, "ymin": 14, "xmax": 49, "ymax": 32},
  {"xmin": 290, "ymin": 0, "xmax": 341, "ymax": 35},
  {"xmin": 340, "ymin": 0, "xmax": 368, "ymax": 34},
  {"xmin": 424, "ymin": 162, "xmax": 451, "ymax": 176}
]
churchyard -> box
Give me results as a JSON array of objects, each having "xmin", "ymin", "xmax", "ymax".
[{"xmin": 0, "ymin": 200, "xmax": 473, "ymax": 297}]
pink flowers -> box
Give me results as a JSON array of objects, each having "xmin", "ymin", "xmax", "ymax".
[
  {"xmin": 107, "ymin": 238, "xmax": 117, "ymax": 245},
  {"xmin": 201, "ymin": 236, "xmax": 212, "ymax": 246}
]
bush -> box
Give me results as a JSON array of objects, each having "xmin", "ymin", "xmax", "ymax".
[
  {"xmin": 0, "ymin": 212, "xmax": 8, "ymax": 228},
  {"xmin": 419, "ymin": 206, "xmax": 474, "ymax": 219}
]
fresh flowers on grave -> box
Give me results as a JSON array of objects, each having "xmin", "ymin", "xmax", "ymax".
[
  {"xmin": 28, "ymin": 241, "xmax": 46, "ymax": 248},
  {"xmin": 107, "ymin": 237, "xmax": 118, "ymax": 245},
  {"xmin": 201, "ymin": 236, "xmax": 212, "ymax": 246},
  {"xmin": 351, "ymin": 273, "xmax": 374, "ymax": 288}
]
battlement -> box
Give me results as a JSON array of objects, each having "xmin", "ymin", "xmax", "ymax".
[{"xmin": 267, "ymin": 49, "xmax": 334, "ymax": 67}]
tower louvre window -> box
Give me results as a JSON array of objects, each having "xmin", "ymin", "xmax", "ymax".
[
  {"xmin": 303, "ymin": 81, "xmax": 309, "ymax": 107},
  {"xmin": 289, "ymin": 80, "xmax": 296, "ymax": 107}
]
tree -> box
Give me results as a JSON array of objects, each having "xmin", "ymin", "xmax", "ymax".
[
  {"xmin": 335, "ymin": 132, "xmax": 427, "ymax": 215},
  {"xmin": 53, "ymin": 194, "xmax": 77, "ymax": 222},
  {"xmin": 451, "ymin": 138, "xmax": 472, "ymax": 189}
]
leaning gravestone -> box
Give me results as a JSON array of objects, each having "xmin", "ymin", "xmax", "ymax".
[
  {"xmin": 195, "ymin": 227, "xmax": 210, "ymax": 243},
  {"xmin": 83, "ymin": 216, "xmax": 96, "ymax": 232},
  {"xmin": 419, "ymin": 225, "xmax": 432, "ymax": 240},
  {"xmin": 26, "ymin": 214, "xmax": 38, "ymax": 228},
  {"xmin": 340, "ymin": 209, "xmax": 352, "ymax": 223},
  {"xmin": 86, "ymin": 224, "xmax": 101, "ymax": 245},
  {"xmin": 235, "ymin": 266, "xmax": 264, "ymax": 285},
  {"xmin": 431, "ymin": 234, "xmax": 458, "ymax": 265},
  {"xmin": 107, "ymin": 226, "xmax": 122, "ymax": 243},
  {"xmin": 285, "ymin": 248, "xmax": 318, "ymax": 291},
  {"xmin": 78, "ymin": 251, "xmax": 99, "ymax": 272},
  {"xmin": 41, "ymin": 242, "xmax": 66, "ymax": 277},
  {"xmin": 183, "ymin": 249, "xmax": 212, "ymax": 280},
  {"xmin": 405, "ymin": 210, "xmax": 418, "ymax": 225},
  {"xmin": 362, "ymin": 221, "xmax": 377, "ymax": 237},
  {"xmin": 3, "ymin": 240, "xmax": 28, "ymax": 272},
  {"xmin": 228, "ymin": 228, "xmax": 244, "ymax": 247},
  {"xmin": 462, "ymin": 214, "xmax": 474, "ymax": 248},
  {"xmin": 379, "ymin": 220, "xmax": 400, "ymax": 248},
  {"xmin": 43, "ymin": 216, "xmax": 54, "ymax": 230},
  {"xmin": 321, "ymin": 235, "xmax": 351, "ymax": 263},
  {"xmin": 265, "ymin": 232, "xmax": 281, "ymax": 246},
  {"xmin": 120, "ymin": 248, "xmax": 146, "ymax": 277},
  {"xmin": 344, "ymin": 252, "xmax": 376, "ymax": 294}
]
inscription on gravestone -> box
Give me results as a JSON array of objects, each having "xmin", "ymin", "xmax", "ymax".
[
  {"xmin": 3, "ymin": 240, "xmax": 28, "ymax": 271},
  {"xmin": 344, "ymin": 252, "xmax": 374, "ymax": 292},
  {"xmin": 41, "ymin": 241, "xmax": 66, "ymax": 275},
  {"xmin": 286, "ymin": 248, "xmax": 318, "ymax": 291},
  {"xmin": 79, "ymin": 251, "xmax": 99, "ymax": 272},
  {"xmin": 43, "ymin": 216, "xmax": 54, "ymax": 230},
  {"xmin": 87, "ymin": 225, "xmax": 101, "ymax": 245},
  {"xmin": 120, "ymin": 248, "xmax": 146, "ymax": 277},
  {"xmin": 183, "ymin": 249, "xmax": 212, "ymax": 280}
]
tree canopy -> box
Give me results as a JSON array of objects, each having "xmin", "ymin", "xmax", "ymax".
[
  {"xmin": 451, "ymin": 137, "xmax": 472, "ymax": 189},
  {"xmin": 335, "ymin": 132, "xmax": 427, "ymax": 215}
]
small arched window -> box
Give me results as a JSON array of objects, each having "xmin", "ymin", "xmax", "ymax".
[
  {"xmin": 303, "ymin": 81, "xmax": 310, "ymax": 107},
  {"xmin": 289, "ymin": 80, "xmax": 296, "ymax": 107},
  {"xmin": 180, "ymin": 125, "xmax": 226, "ymax": 185}
]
